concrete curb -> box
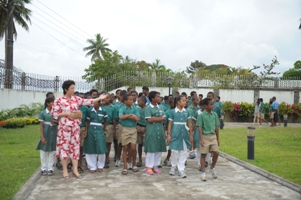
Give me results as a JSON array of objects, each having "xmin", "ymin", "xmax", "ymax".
[
  {"xmin": 13, "ymin": 168, "xmax": 41, "ymax": 200},
  {"xmin": 219, "ymin": 151, "xmax": 301, "ymax": 194}
]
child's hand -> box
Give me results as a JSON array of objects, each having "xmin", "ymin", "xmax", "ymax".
[
  {"xmin": 51, "ymin": 120, "xmax": 58, "ymax": 125},
  {"xmin": 83, "ymin": 131, "xmax": 87, "ymax": 138},
  {"xmin": 41, "ymin": 137, "xmax": 46, "ymax": 145},
  {"xmin": 201, "ymin": 140, "xmax": 205, "ymax": 147},
  {"xmin": 166, "ymin": 134, "xmax": 171, "ymax": 144},
  {"xmin": 217, "ymin": 139, "xmax": 220, "ymax": 146}
]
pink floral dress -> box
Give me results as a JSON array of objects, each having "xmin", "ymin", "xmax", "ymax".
[{"xmin": 51, "ymin": 96, "xmax": 94, "ymax": 160}]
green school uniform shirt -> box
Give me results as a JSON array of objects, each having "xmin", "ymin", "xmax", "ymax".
[
  {"xmin": 114, "ymin": 101, "xmax": 124, "ymax": 123},
  {"xmin": 192, "ymin": 109, "xmax": 202, "ymax": 148},
  {"xmin": 101, "ymin": 104, "xmax": 117, "ymax": 124},
  {"xmin": 196, "ymin": 110, "xmax": 220, "ymax": 134},
  {"xmin": 213, "ymin": 101, "xmax": 223, "ymax": 118},
  {"xmin": 259, "ymin": 102, "xmax": 266, "ymax": 114},
  {"xmin": 169, "ymin": 108, "xmax": 191, "ymax": 150},
  {"xmin": 119, "ymin": 104, "xmax": 140, "ymax": 127},
  {"xmin": 144, "ymin": 104, "xmax": 166, "ymax": 153},
  {"xmin": 137, "ymin": 106, "xmax": 147, "ymax": 126},
  {"xmin": 83, "ymin": 106, "xmax": 108, "ymax": 154},
  {"xmin": 36, "ymin": 108, "xmax": 58, "ymax": 152},
  {"xmin": 80, "ymin": 106, "xmax": 89, "ymax": 127}
]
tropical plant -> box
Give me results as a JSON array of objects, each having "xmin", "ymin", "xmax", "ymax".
[
  {"xmin": 0, "ymin": 102, "xmax": 43, "ymax": 120},
  {"xmin": 0, "ymin": 0, "xmax": 32, "ymax": 39},
  {"xmin": 83, "ymin": 33, "xmax": 112, "ymax": 61},
  {"xmin": 148, "ymin": 59, "xmax": 166, "ymax": 71}
]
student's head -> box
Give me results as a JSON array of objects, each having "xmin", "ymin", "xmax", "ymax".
[
  {"xmin": 44, "ymin": 97, "xmax": 54, "ymax": 109},
  {"xmin": 46, "ymin": 92, "xmax": 55, "ymax": 99},
  {"xmin": 149, "ymin": 91, "xmax": 160, "ymax": 104},
  {"xmin": 174, "ymin": 95, "xmax": 186, "ymax": 108},
  {"xmin": 199, "ymin": 99, "xmax": 205, "ymax": 111},
  {"xmin": 142, "ymin": 86, "xmax": 149, "ymax": 95},
  {"xmin": 93, "ymin": 96, "xmax": 101, "ymax": 107},
  {"xmin": 138, "ymin": 96, "xmax": 146, "ymax": 107},
  {"xmin": 169, "ymin": 94, "xmax": 173, "ymax": 99},
  {"xmin": 90, "ymin": 89, "xmax": 98, "ymax": 98},
  {"xmin": 260, "ymin": 98, "xmax": 263, "ymax": 102},
  {"xmin": 164, "ymin": 96, "xmax": 169, "ymax": 104},
  {"xmin": 127, "ymin": 87, "xmax": 133, "ymax": 94},
  {"xmin": 120, "ymin": 90, "xmax": 127, "ymax": 102},
  {"xmin": 181, "ymin": 92, "xmax": 187, "ymax": 97},
  {"xmin": 62, "ymin": 80, "xmax": 75, "ymax": 95},
  {"xmin": 175, "ymin": 92, "xmax": 179, "ymax": 97},
  {"xmin": 269, "ymin": 98, "xmax": 273, "ymax": 104},
  {"xmin": 207, "ymin": 91, "xmax": 214, "ymax": 100},
  {"xmin": 74, "ymin": 91, "xmax": 79, "ymax": 96},
  {"xmin": 190, "ymin": 91, "xmax": 197, "ymax": 97},
  {"xmin": 138, "ymin": 92, "xmax": 144, "ymax": 97},
  {"xmin": 131, "ymin": 91, "xmax": 138, "ymax": 102},
  {"xmin": 103, "ymin": 92, "xmax": 111, "ymax": 104},
  {"xmin": 110, "ymin": 93, "xmax": 115, "ymax": 99},
  {"xmin": 199, "ymin": 94, "xmax": 203, "ymax": 100},
  {"xmin": 188, "ymin": 96, "xmax": 191, "ymax": 100},
  {"xmin": 169, "ymin": 98, "xmax": 175, "ymax": 109},
  {"xmin": 116, "ymin": 89, "xmax": 121, "ymax": 98},
  {"xmin": 78, "ymin": 93, "xmax": 85, "ymax": 98},
  {"xmin": 192, "ymin": 96, "xmax": 199, "ymax": 105},
  {"xmin": 216, "ymin": 96, "xmax": 221, "ymax": 102},
  {"xmin": 203, "ymin": 98, "xmax": 214, "ymax": 111},
  {"xmin": 123, "ymin": 94, "xmax": 133, "ymax": 106},
  {"xmin": 272, "ymin": 96, "xmax": 276, "ymax": 101}
]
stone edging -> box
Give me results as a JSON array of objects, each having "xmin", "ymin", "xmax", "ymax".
[
  {"xmin": 13, "ymin": 168, "xmax": 41, "ymax": 200},
  {"xmin": 219, "ymin": 151, "xmax": 301, "ymax": 194}
]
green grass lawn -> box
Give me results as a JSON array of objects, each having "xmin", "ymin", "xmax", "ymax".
[
  {"xmin": 0, "ymin": 125, "xmax": 40, "ymax": 200},
  {"xmin": 220, "ymin": 126, "xmax": 301, "ymax": 185}
]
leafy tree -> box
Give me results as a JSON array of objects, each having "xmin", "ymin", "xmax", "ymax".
[
  {"xmin": 83, "ymin": 33, "xmax": 112, "ymax": 61},
  {"xmin": 0, "ymin": 0, "xmax": 32, "ymax": 39},
  {"xmin": 148, "ymin": 59, "xmax": 166, "ymax": 71},
  {"xmin": 186, "ymin": 60, "xmax": 206, "ymax": 73},
  {"xmin": 136, "ymin": 60, "xmax": 150, "ymax": 71},
  {"xmin": 294, "ymin": 60, "xmax": 301, "ymax": 69},
  {"xmin": 282, "ymin": 60, "xmax": 301, "ymax": 78}
]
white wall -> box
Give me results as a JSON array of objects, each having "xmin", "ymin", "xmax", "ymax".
[
  {"xmin": 259, "ymin": 91, "xmax": 294, "ymax": 104},
  {"xmin": 0, "ymin": 89, "xmax": 61, "ymax": 110},
  {"xmin": 220, "ymin": 90, "xmax": 254, "ymax": 103},
  {"xmin": 178, "ymin": 88, "xmax": 212, "ymax": 97}
]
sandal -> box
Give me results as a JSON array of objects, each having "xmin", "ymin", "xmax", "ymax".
[
  {"xmin": 63, "ymin": 175, "xmax": 69, "ymax": 179},
  {"xmin": 72, "ymin": 172, "xmax": 83, "ymax": 179},
  {"xmin": 89, "ymin": 170, "xmax": 96, "ymax": 173},
  {"xmin": 67, "ymin": 163, "xmax": 72, "ymax": 172},
  {"xmin": 98, "ymin": 168, "xmax": 103, "ymax": 172},
  {"xmin": 136, "ymin": 161, "xmax": 142, "ymax": 167},
  {"xmin": 133, "ymin": 166, "xmax": 139, "ymax": 172},
  {"xmin": 78, "ymin": 166, "xmax": 84, "ymax": 174},
  {"xmin": 122, "ymin": 169, "xmax": 128, "ymax": 175}
]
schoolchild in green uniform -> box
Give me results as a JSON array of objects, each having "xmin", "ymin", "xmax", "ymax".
[
  {"xmin": 167, "ymin": 95, "xmax": 193, "ymax": 178},
  {"xmin": 119, "ymin": 94, "xmax": 140, "ymax": 174},
  {"xmin": 84, "ymin": 98, "xmax": 108, "ymax": 173},
  {"xmin": 36, "ymin": 97, "xmax": 58, "ymax": 176},
  {"xmin": 78, "ymin": 101, "xmax": 89, "ymax": 173},
  {"xmin": 136, "ymin": 96, "xmax": 147, "ymax": 167},
  {"xmin": 163, "ymin": 98, "xmax": 175, "ymax": 166},
  {"xmin": 102, "ymin": 93, "xmax": 117, "ymax": 168},
  {"xmin": 188, "ymin": 96, "xmax": 200, "ymax": 159},
  {"xmin": 197, "ymin": 98, "xmax": 220, "ymax": 181},
  {"xmin": 144, "ymin": 91, "xmax": 166, "ymax": 175},
  {"xmin": 131, "ymin": 91, "xmax": 139, "ymax": 106}
]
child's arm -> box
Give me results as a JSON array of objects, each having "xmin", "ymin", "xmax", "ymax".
[
  {"xmin": 166, "ymin": 120, "xmax": 172, "ymax": 144},
  {"xmin": 147, "ymin": 116, "xmax": 166, "ymax": 123},
  {"xmin": 103, "ymin": 117, "xmax": 107, "ymax": 131},
  {"xmin": 199, "ymin": 126, "xmax": 204, "ymax": 147},
  {"xmin": 215, "ymin": 126, "xmax": 220, "ymax": 146},
  {"xmin": 187, "ymin": 118, "xmax": 193, "ymax": 144},
  {"xmin": 85, "ymin": 119, "xmax": 90, "ymax": 138},
  {"xmin": 40, "ymin": 121, "xmax": 46, "ymax": 145},
  {"xmin": 119, "ymin": 114, "xmax": 132, "ymax": 120},
  {"xmin": 112, "ymin": 118, "xmax": 116, "ymax": 137}
]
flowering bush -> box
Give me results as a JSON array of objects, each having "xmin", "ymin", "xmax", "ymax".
[{"xmin": 1, "ymin": 118, "xmax": 39, "ymax": 129}]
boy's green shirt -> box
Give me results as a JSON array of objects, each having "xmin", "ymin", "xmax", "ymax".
[{"xmin": 196, "ymin": 110, "xmax": 220, "ymax": 134}]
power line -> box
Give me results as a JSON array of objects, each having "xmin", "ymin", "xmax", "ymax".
[
  {"xmin": 31, "ymin": 3, "xmax": 89, "ymax": 40},
  {"xmin": 33, "ymin": 22, "xmax": 86, "ymax": 57},
  {"xmin": 36, "ymin": 0, "xmax": 93, "ymax": 39},
  {"xmin": 16, "ymin": 43, "xmax": 90, "ymax": 65},
  {"xmin": 32, "ymin": 10, "xmax": 87, "ymax": 45},
  {"xmin": 32, "ymin": 15, "xmax": 86, "ymax": 47}
]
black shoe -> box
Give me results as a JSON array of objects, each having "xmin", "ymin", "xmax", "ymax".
[
  {"xmin": 104, "ymin": 160, "xmax": 110, "ymax": 168},
  {"xmin": 41, "ymin": 170, "xmax": 47, "ymax": 176},
  {"xmin": 56, "ymin": 162, "xmax": 63, "ymax": 170},
  {"xmin": 205, "ymin": 161, "xmax": 208, "ymax": 168},
  {"xmin": 47, "ymin": 170, "xmax": 54, "ymax": 176}
]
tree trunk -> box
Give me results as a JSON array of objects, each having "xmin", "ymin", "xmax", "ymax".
[{"xmin": 4, "ymin": 0, "xmax": 14, "ymax": 89}]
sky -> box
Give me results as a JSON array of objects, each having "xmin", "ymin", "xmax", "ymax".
[{"xmin": 0, "ymin": 0, "xmax": 300, "ymax": 78}]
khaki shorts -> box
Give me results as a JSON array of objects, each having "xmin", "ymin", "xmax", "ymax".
[
  {"xmin": 80, "ymin": 126, "xmax": 86, "ymax": 147},
  {"xmin": 136, "ymin": 125, "xmax": 146, "ymax": 144},
  {"xmin": 115, "ymin": 124, "xmax": 123, "ymax": 144},
  {"xmin": 121, "ymin": 126, "xmax": 137, "ymax": 146},
  {"xmin": 105, "ymin": 124, "xmax": 114, "ymax": 143},
  {"xmin": 200, "ymin": 134, "xmax": 218, "ymax": 154},
  {"xmin": 270, "ymin": 112, "xmax": 274, "ymax": 119},
  {"xmin": 259, "ymin": 113, "xmax": 265, "ymax": 119}
]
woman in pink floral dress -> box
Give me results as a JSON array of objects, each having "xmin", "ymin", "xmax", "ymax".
[{"xmin": 51, "ymin": 80, "xmax": 107, "ymax": 179}]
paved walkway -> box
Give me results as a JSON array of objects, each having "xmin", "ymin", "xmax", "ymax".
[{"xmin": 15, "ymin": 123, "xmax": 301, "ymax": 200}]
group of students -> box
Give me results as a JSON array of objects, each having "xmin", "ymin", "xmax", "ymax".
[
  {"xmin": 253, "ymin": 96, "xmax": 279, "ymax": 126},
  {"xmin": 36, "ymin": 86, "xmax": 222, "ymax": 181}
]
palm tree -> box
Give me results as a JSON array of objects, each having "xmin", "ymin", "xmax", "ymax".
[
  {"xmin": 83, "ymin": 33, "xmax": 112, "ymax": 61},
  {"xmin": 0, "ymin": 0, "xmax": 32, "ymax": 39},
  {"xmin": 148, "ymin": 59, "xmax": 166, "ymax": 71}
]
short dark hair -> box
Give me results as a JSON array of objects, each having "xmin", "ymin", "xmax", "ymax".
[
  {"xmin": 217, "ymin": 96, "xmax": 221, "ymax": 100},
  {"xmin": 44, "ymin": 97, "xmax": 54, "ymax": 108},
  {"xmin": 131, "ymin": 91, "xmax": 138, "ymax": 95},
  {"xmin": 120, "ymin": 90, "xmax": 127, "ymax": 97},
  {"xmin": 139, "ymin": 96, "xmax": 146, "ymax": 103},
  {"xmin": 123, "ymin": 94, "xmax": 131, "ymax": 101},
  {"xmin": 138, "ymin": 92, "xmax": 144, "ymax": 97},
  {"xmin": 127, "ymin": 87, "xmax": 133, "ymax": 92},
  {"xmin": 116, "ymin": 89, "xmax": 121, "ymax": 94},
  {"xmin": 62, "ymin": 80, "xmax": 75, "ymax": 95},
  {"xmin": 174, "ymin": 95, "xmax": 186, "ymax": 107},
  {"xmin": 148, "ymin": 91, "xmax": 159, "ymax": 102},
  {"xmin": 190, "ymin": 91, "xmax": 196, "ymax": 96},
  {"xmin": 46, "ymin": 92, "xmax": 54, "ymax": 98},
  {"xmin": 90, "ymin": 89, "xmax": 98, "ymax": 95},
  {"xmin": 203, "ymin": 98, "xmax": 212, "ymax": 105},
  {"xmin": 181, "ymin": 92, "xmax": 187, "ymax": 96},
  {"xmin": 207, "ymin": 91, "xmax": 214, "ymax": 97},
  {"xmin": 199, "ymin": 99, "xmax": 204, "ymax": 106},
  {"xmin": 199, "ymin": 94, "xmax": 203, "ymax": 97},
  {"xmin": 142, "ymin": 86, "xmax": 149, "ymax": 91},
  {"xmin": 175, "ymin": 92, "xmax": 179, "ymax": 95},
  {"xmin": 163, "ymin": 96, "xmax": 169, "ymax": 100}
]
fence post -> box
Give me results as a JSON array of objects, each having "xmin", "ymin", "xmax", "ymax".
[
  {"xmin": 21, "ymin": 72, "xmax": 26, "ymax": 90},
  {"xmin": 54, "ymin": 76, "xmax": 59, "ymax": 92},
  {"xmin": 4, "ymin": 68, "xmax": 13, "ymax": 89},
  {"xmin": 274, "ymin": 77, "xmax": 280, "ymax": 89},
  {"xmin": 294, "ymin": 90, "xmax": 299, "ymax": 105}
]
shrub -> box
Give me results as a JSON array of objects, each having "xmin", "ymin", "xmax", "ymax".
[
  {"xmin": 1, "ymin": 118, "xmax": 39, "ymax": 129},
  {"xmin": 0, "ymin": 103, "xmax": 43, "ymax": 121}
]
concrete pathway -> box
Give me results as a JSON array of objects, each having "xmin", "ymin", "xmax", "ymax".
[{"xmin": 15, "ymin": 123, "xmax": 301, "ymax": 200}]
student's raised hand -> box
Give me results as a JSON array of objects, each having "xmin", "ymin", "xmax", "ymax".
[
  {"xmin": 201, "ymin": 140, "xmax": 205, "ymax": 147},
  {"xmin": 41, "ymin": 137, "xmax": 46, "ymax": 145},
  {"xmin": 99, "ymin": 93, "xmax": 108, "ymax": 100}
]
